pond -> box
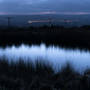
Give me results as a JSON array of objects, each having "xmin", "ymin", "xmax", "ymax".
[{"xmin": 0, "ymin": 43, "xmax": 90, "ymax": 73}]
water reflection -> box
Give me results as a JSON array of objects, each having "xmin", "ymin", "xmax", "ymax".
[{"xmin": 0, "ymin": 44, "xmax": 90, "ymax": 73}]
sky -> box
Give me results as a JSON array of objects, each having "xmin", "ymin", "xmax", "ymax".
[{"xmin": 0, "ymin": 0, "xmax": 90, "ymax": 15}]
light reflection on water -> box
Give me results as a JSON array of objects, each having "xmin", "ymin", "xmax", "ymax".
[{"xmin": 0, "ymin": 44, "xmax": 90, "ymax": 73}]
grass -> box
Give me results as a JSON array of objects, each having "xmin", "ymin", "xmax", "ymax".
[{"xmin": 0, "ymin": 59, "xmax": 90, "ymax": 90}]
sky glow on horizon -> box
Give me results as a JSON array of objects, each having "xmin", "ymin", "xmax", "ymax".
[{"xmin": 0, "ymin": 0, "xmax": 90, "ymax": 15}]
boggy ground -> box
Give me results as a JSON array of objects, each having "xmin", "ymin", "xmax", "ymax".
[
  {"xmin": 0, "ymin": 25, "xmax": 90, "ymax": 50},
  {"xmin": 0, "ymin": 59, "xmax": 90, "ymax": 90}
]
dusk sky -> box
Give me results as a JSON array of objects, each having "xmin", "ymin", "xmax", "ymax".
[{"xmin": 0, "ymin": 0, "xmax": 90, "ymax": 15}]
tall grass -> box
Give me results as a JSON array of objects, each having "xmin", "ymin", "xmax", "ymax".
[{"xmin": 0, "ymin": 59, "xmax": 90, "ymax": 90}]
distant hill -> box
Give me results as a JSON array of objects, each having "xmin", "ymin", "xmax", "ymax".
[{"xmin": 0, "ymin": 14, "xmax": 90, "ymax": 27}]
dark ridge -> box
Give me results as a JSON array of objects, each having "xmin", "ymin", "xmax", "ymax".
[{"xmin": 0, "ymin": 25, "xmax": 90, "ymax": 50}]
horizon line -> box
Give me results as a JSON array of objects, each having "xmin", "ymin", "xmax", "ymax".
[{"xmin": 0, "ymin": 11, "xmax": 90, "ymax": 15}]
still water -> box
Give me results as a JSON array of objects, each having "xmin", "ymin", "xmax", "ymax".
[{"xmin": 0, "ymin": 44, "xmax": 90, "ymax": 73}]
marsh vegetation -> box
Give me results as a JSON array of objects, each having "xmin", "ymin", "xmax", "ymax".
[
  {"xmin": 1, "ymin": 25, "xmax": 90, "ymax": 90},
  {"xmin": 0, "ymin": 59, "xmax": 90, "ymax": 90}
]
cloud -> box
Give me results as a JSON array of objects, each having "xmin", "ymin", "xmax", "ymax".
[{"xmin": 0, "ymin": 0, "xmax": 90, "ymax": 14}]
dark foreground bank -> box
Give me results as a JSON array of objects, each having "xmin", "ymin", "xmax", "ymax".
[
  {"xmin": 0, "ymin": 25, "xmax": 90, "ymax": 50},
  {"xmin": 0, "ymin": 59, "xmax": 90, "ymax": 90}
]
